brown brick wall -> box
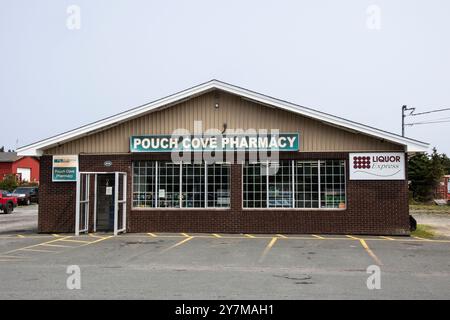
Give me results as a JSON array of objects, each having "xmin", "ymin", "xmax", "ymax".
[
  {"xmin": 39, "ymin": 156, "xmax": 76, "ymax": 233},
  {"xmin": 38, "ymin": 152, "xmax": 410, "ymax": 235}
]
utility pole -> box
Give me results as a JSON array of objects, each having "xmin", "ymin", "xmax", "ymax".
[
  {"xmin": 402, "ymin": 105, "xmax": 406, "ymax": 137},
  {"xmin": 401, "ymin": 105, "xmax": 415, "ymax": 137},
  {"xmin": 402, "ymin": 105, "xmax": 450, "ymax": 135}
]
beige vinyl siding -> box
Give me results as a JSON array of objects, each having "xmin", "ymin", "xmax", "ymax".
[{"xmin": 45, "ymin": 91, "xmax": 403, "ymax": 155}]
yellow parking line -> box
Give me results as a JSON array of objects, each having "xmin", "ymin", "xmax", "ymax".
[
  {"xmin": 88, "ymin": 234, "xmax": 107, "ymax": 239},
  {"xmin": 2, "ymin": 236, "xmax": 73, "ymax": 255},
  {"xmin": 312, "ymin": 234, "xmax": 325, "ymax": 239},
  {"xmin": 3, "ymin": 234, "xmax": 112, "ymax": 259},
  {"xmin": 21, "ymin": 248, "xmax": 56, "ymax": 253},
  {"xmin": 0, "ymin": 259, "xmax": 26, "ymax": 262},
  {"xmin": 39, "ymin": 243, "xmax": 72, "ymax": 248},
  {"xmin": 79, "ymin": 235, "xmax": 114, "ymax": 247},
  {"xmin": 412, "ymin": 236, "xmax": 431, "ymax": 241},
  {"xmin": 181, "ymin": 233, "xmax": 190, "ymax": 237},
  {"xmin": 347, "ymin": 235, "xmax": 383, "ymax": 265},
  {"xmin": 409, "ymin": 238, "xmax": 450, "ymax": 243},
  {"xmin": 57, "ymin": 239, "xmax": 92, "ymax": 244},
  {"xmin": 259, "ymin": 237, "xmax": 278, "ymax": 263},
  {"xmin": 0, "ymin": 235, "xmax": 54, "ymax": 239},
  {"xmin": 83, "ymin": 233, "xmax": 450, "ymax": 243},
  {"xmin": 360, "ymin": 239, "xmax": 383, "ymax": 265},
  {"xmin": 160, "ymin": 237, "xmax": 194, "ymax": 253},
  {"xmin": 17, "ymin": 234, "xmax": 25, "ymax": 238},
  {"xmin": 281, "ymin": 236, "xmax": 328, "ymax": 240},
  {"xmin": 0, "ymin": 255, "xmax": 25, "ymax": 259}
]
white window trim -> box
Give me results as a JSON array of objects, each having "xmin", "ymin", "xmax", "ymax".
[
  {"xmin": 132, "ymin": 161, "xmax": 231, "ymax": 210},
  {"xmin": 241, "ymin": 160, "xmax": 347, "ymax": 211}
]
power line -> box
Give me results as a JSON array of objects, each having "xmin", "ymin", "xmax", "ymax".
[
  {"xmin": 408, "ymin": 116, "xmax": 450, "ymax": 123},
  {"xmin": 410, "ymin": 107, "xmax": 450, "ymax": 116},
  {"xmin": 401, "ymin": 105, "xmax": 449, "ymax": 135},
  {"xmin": 423, "ymin": 116, "xmax": 450, "ymax": 121},
  {"xmin": 405, "ymin": 119, "xmax": 450, "ymax": 126}
]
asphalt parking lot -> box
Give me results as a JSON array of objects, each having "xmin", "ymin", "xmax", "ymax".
[
  {"xmin": 0, "ymin": 204, "xmax": 38, "ymax": 234},
  {"xmin": 0, "ymin": 231, "xmax": 449, "ymax": 299}
]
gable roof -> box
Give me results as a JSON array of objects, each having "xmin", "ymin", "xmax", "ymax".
[{"xmin": 17, "ymin": 79, "xmax": 429, "ymax": 156}]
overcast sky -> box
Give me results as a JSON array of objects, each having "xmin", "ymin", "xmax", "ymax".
[{"xmin": 1, "ymin": 0, "xmax": 449, "ymax": 154}]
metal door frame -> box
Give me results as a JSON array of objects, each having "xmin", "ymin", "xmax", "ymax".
[
  {"xmin": 114, "ymin": 172, "xmax": 127, "ymax": 235},
  {"xmin": 75, "ymin": 171, "xmax": 127, "ymax": 236}
]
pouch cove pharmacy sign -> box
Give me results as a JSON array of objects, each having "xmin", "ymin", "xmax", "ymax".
[
  {"xmin": 349, "ymin": 152, "xmax": 405, "ymax": 180},
  {"xmin": 130, "ymin": 133, "xmax": 299, "ymax": 153},
  {"xmin": 52, "ymin": 155, "xmax": 78, "ymax": 182}
]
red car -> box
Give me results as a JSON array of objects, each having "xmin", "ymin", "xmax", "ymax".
[{"xmin": 0, "ymin": 190, "xmax": 18, "ymax": 214}]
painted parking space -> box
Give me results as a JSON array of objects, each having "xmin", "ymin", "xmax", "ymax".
[
  {"xmin": 256, "ymin": 237, "xmax": 379, "ymax": 270},
  {"xmin": 156, "ymin": 236, "xmax": 268, "ymax": 266},
  {"xmin": 0, "ymin": 234, "xmax": 113, "ymax": 262},
  {"xmin": 357, "ymin": 238, "xmax": 450, "ymax": 273},
  {"xmin": 0, "ymin": 232, "xmax": 448, "ymax": 265},
  {"xmin": 2, "ymin": 231, "xmax": 443, "ymax": 271},
  {"xmin": 2, "ymin": 231, "xmax": 449, "ymax": 241},
  {"xmin": 1, "ymin": 232, "xmax": 449, "ymax": 299}
]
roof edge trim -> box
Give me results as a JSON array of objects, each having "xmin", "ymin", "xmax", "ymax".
[{"xmin": 16, "ymin": 79, "xmax": 430, "ymax": 155}]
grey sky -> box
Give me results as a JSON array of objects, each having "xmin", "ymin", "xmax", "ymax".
[{"xmin": 1, "ymin": 0, "xmax": 449, "ymax": 154}]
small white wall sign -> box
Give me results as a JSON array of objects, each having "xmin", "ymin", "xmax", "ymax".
[
  {"xmin": 349, "ymin": 152, "xmax": 405, "ymax": 180},
  {"xmin": 105, "ymin": 187, "xmax": 113, "ymax": 195}
]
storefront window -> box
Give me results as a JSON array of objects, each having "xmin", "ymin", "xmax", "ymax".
[
  {"xmin": 295, "ymin": 161, "xmax": 319, "ymax": 208},
  {"xmin": 243, "ymin": 163, "xmax": 267, "ymax": 208},
  {"xmin": 158, "ymin": 162, "xmax": 181, "ymax": 208},
  {"xmin": 243, "ymin": 160, "xmax": 346, "ymax": 209},
  {"xmin": 320, "ymin": 160, "xmax": 346, "ymax": 209},
  {"xmin": 182, "ymin": 163, "xmax": 205, "ymax": 208},
  {"xmin": 269, "ymin": 161, "xmax": 293, "ymax": 208},
  {"xmin": 207, "ymin": 163, "xmax": 231, "ymax": 208},
  {"xmin": 132, "ymin": 161, "xmax": 156, "ymax": 208},
  {"xmin": 132, "ymin": 161, "xmax": 230, "ymax": 209}
]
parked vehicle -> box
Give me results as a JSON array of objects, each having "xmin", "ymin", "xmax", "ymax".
[
  {"xmin": 10, "ymin": 186, "xmax": 39, "ymax": 205},
  {"xmin": 0, "ymin": 190, "xmax": 18, "ymax": 214}
]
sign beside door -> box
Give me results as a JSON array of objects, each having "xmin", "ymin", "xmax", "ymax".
[
  {"xmin": 349, "ymin": 152, "xmax": 405, "ymax": 180},
  {"xmin": 52, "ymin": 155, "xmax": 79, "ymax": 182}
]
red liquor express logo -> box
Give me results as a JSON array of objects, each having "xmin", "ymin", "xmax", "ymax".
[{"xmin": 353, "ymin": 156, "xmax": 371, "ymax": 169}]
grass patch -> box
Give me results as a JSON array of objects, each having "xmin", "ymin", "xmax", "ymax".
[
  {"xmin": 410, "ymin": 204, "xmax": 450, "ymax": 213},
  {"xmin": 411, "ymin": 224, "xmax": 436, "ymax": 239}
]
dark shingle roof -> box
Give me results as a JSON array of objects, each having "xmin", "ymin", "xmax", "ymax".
[{"xmin": 0, "ymin": 152, "xmax": 20, "ymax": 162}]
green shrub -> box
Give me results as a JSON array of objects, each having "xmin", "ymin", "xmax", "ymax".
[{"xmin": 0, "ymin": 174, "xmax": 18, "ymax": 192}]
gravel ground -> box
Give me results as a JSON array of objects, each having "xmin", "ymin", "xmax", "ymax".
[{"xmin": 411, "ymin": 209, "xmax": 450, "ymax": 238}]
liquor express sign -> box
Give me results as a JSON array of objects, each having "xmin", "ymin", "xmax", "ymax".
[
  {"xmin": 349, "ymin": 152, "xmax": 405, "ymax": 180},
  {"xmin": 52, "ymin": 155, "xmax": 78, "ymax": 182},
  {"xmin": 130, "ymin": 133, "xmax": 299, "ymax": 153}
]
